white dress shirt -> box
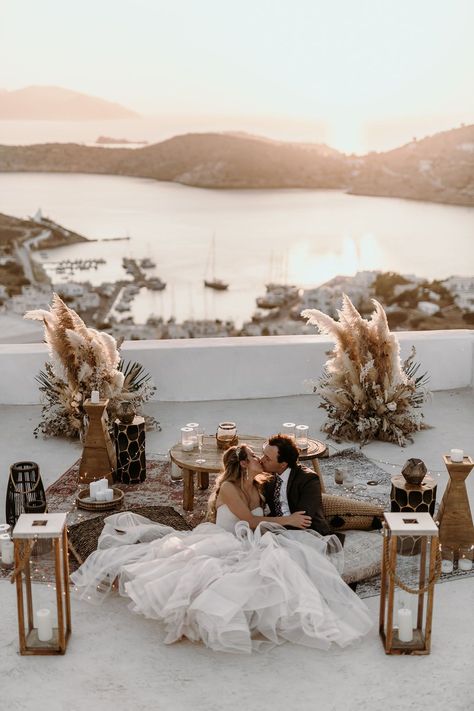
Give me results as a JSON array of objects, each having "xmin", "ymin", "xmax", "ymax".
[{"xmin": 277, "ymin": 468, "xmax": 291, "ymax": 516}]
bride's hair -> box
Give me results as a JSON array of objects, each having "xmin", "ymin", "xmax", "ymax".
[{"xmin": 206, "ymin": 444, "xmax": 267, "ymax": 523}]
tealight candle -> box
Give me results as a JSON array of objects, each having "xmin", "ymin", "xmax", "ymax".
[
  {"xmin": 397, "ymin": 608, "xmax": 413, "ymax": 643},
  {"xmin": 104, "ymin": 488, "xmax": 114, "ymax": 502},
  {"xmin": 450, "ymin": 448, "xmax": 464, "ymax": 462},
  {"xmin": 91, "ymin": 390, "xmax": 100, "ymax": 404},
  {"xmin": 36, "ymin": 608, "xmax": 53, "ymax": 642}
]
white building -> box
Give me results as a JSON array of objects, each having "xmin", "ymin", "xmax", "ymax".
[
  {"xmin": 54, "ymin": 282, "xmax": 84, "ymax": 298},
  {"xmin": 443, "ymin": 276, "xmax": 474, "ymax": 312},
  {"xmin": 417, "ymin": 301, "xmax": 440, "ymax": 316}
]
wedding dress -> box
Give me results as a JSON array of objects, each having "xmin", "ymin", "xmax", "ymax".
[{"xmin": 71, "ymin": 507, "xmax": 372, "ymax": 653}]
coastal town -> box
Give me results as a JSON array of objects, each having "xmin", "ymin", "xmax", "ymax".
[{"xmin": 0, "ymin": 210, "xmax": 473, "ymax": 342}]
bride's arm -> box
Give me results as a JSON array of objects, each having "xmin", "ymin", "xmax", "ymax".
[{"xmin": 218, "ymin": 483, "xmax": 311, "ymax": 530}]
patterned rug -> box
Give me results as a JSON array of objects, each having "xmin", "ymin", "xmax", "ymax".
[{"xmin": 2, "ymin": 449, "xmax": 473, "ymax": 596}]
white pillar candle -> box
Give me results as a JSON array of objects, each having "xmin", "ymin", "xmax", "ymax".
[
  {"xmin": 89, "ymin": 481, "xmax": 100, "ymax": 500},
  {"xmin": 397, "ymin": 608, "xmax": 413, "ymax": 643},
  {"xmin": 450, "ymin": 448, "xmax": 464, "ymax": 462},
  {"xmin": 1, "ymin": 537, "xmax": 14, "ymax": 565},
  {"xmin": 97, "ymin": 478, "xmax": 108, "ymax": 492},
  {"xmin": 0, "ymin": 523, "xmax": 11, "ymax": 536},
  {"xmin": 104, "ymin": 488, "xmax": 114, "ymax": 502},
  {"xmin": 441, "ymin": 559, "xmax": 454, "ymax": 574},
  {"xmin": 37, "ymin": 608, "xmax": 53, "ymax": 642},
  {"xmin": 458, "ymin": 557, "xmax": 473, "ymax": 571},
  {"xmin": 95, "ymin": 490, "xmax": 107, "ymax": 502},
  {"xmin": 91, "ymin": 390, "xmax": 100, "ymax": 404}
]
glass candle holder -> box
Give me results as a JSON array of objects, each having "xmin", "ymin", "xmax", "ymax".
[
  {"xmin": 343, "ymin": 470, "xmax": 355, "ymax": 490},
  {"xmin": 282, "ymin": 422, "xmax": 296, "ymax": 440},
  {"xmin": 217, "ymin": 422, "xmax": 237, "ymax": 442},
  {"xmin": 458, "ymin": 545, "xmax": 473, "ymax": 571},
  {"xmin": 295, "ymin": 424, "xmax": 309, "ymax": 450},
  {"xmin": 440, "ymin": 545, "xmax": 454, "ymax": 574},
  {"xmin": 185, "ymin": 423, "xmax": 199, "ymax": 448},
  {"xmin": 181, "ymin": 426, "xmax": 194, "ymax": 451}
]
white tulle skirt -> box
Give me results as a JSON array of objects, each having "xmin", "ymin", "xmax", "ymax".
[{"xmin": 71, "ymin": 512, "xmax": 372, "ymax": 653}]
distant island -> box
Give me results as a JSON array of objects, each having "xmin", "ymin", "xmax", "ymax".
[
  {"xmin": 0, "ymin": 86, "xmax": 139, "ymax": 120},
  {"xmin": 0, "ymin": 124, "xmax": 473, "ymax": 206},
  {"xmin": 96, "ymin": 136, "xmax": 148, "ymax": 145}
]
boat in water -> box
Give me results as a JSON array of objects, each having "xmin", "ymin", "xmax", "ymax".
[
  {"xmin": 204, "ymin": 234, "xmax": 229, "ymax": 291},
  {"xmin": 146, "ymin": 277, "xmax": 166, "ymax": 291}
]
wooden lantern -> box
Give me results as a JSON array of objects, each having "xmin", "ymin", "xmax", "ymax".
[
  {"xmin": 379, "ymin": 512, "xmax": 439, "ymax": 655},
  {"xmin": 436, "ymin": 454, "xmax": 474, "ymax": 560},
  {"xmin": 11, "ymin": 513, "xmax": 71, "ymax": 655},
  {"xmin": 79, "ymin": 398, "xmax": 117, "ymax": 486}
]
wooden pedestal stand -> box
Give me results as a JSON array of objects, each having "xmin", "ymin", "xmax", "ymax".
[
  {"xmin": 436, "ymin": 455, "xmax": 474, "ymax": 560},
  {"xmin": 78, "ymin": 399, "xmax": 117, "ymax": 486}
]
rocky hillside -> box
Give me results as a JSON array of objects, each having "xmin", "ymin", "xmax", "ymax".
[
  {"xmin": 0, "ymin": 132, "xmax": 349, "ymax": 189},
  {"xmin": 0, "ymin": 86, "xmax": 139, "ymax": 120},
  {"xmin": 349, "ymin": 124, "xmax": 474, "ymax": 206},
  {"xmin": 0, "ymin": 126, "xmax": 473, "ymax": 204}
]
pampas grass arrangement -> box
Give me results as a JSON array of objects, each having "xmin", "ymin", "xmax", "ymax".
[
  {"xmin": 302, "ymin": 295, "xmax": 430, "ymax": 446},
  {"xmin": 25, "ymin": 294, "xmax": 158, "ymax": 438}
]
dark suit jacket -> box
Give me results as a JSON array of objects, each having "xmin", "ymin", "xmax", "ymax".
[{"xmin": 263, "ymin": 463, "xmax": 331, "ymax": 536}]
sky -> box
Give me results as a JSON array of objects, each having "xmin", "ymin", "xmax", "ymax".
[{"xmin": 1, "ymin": 0, "xmax": 474, "ymax": 153}]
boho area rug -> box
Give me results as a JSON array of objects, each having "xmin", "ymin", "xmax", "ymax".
[{"xmin": 2, "ymin": 449, "xmax": 473, "ymax": 596}]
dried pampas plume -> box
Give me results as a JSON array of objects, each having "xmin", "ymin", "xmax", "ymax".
[
  {"xmin": 25, "ymin": 294, "xmax": 158, "ymax": 438},
  {"xmin": 302, "ymin": 295, "xmax": 430, "ymax": 446}
]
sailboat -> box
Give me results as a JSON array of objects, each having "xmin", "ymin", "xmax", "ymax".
[{"xmin": 204, "ymin": 234, "xmax": 229, "ymax": 291}]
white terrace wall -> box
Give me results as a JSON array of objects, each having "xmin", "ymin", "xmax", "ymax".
[{"xmin": 0, "ymin": 330, "xmax": 472, "ymax": 405}]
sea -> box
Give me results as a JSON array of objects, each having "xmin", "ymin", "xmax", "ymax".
[{"xmin": 0, "ymin": 169, "xmax": 473, "ymax": 328}]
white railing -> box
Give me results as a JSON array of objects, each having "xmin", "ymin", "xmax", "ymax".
[{"xmin": 0, "ymin": 330, "xmax": 472, "ymax": 405}]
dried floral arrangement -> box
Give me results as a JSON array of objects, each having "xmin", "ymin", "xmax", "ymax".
[
  {"xmin": 25, "ymin": 294, "xmax": 159, "ymax": 438},
  {"xmin": 302, "ymin": 295, "xmax": 430, "ymax": 446}
]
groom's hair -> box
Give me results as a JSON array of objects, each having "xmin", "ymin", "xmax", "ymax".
[{"xmin": 268, "ymin": 434, "xmax": 299, "ymax": 467}]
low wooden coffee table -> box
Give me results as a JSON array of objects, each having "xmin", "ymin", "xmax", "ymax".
[{"xmin": 169, "ymin": 435, "xmax": 328, "ymax": 511}]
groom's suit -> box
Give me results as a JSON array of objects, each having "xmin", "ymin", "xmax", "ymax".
[{"xmin": 263, "ymin": 463, "xmax": 331, "ymax": 536}]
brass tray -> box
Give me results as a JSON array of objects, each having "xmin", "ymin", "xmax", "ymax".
[{"xmin": 76, "ymin": 487, "xmax": 124, "ymax": 511}]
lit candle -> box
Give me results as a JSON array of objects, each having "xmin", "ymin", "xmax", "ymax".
[
  {"xmin": 36, "ymin": 608, "xmax": 53, "ymax": 642},
  {"xmin": 397, "ymin": 608, "xmax": 413, "ymax": 643},
  {"xmin": 91, "ymin": 390, "xmax": 100, "ymax": 404},
  {"xmin": 450, "ymin": 449, "xmax": 464, "ymax": 463},
  {"xmin": 1, "ymin": 537, "xmax": 14, "ymax": 565},
  {"xmin": 104, "ymin": 488, "xmax": 114, "ymax": 502}
]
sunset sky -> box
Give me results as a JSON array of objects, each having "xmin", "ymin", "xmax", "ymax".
[{"xmin": 1, "ymin": 0, "xmax": 474, "ymax": 153}]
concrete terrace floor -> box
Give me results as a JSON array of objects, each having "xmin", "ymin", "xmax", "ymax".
[{"xmin": 1, "ymin": 389, "xmax": 474, "ymax": 711}]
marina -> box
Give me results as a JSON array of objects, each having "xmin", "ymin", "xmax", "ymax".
[{"xmin": 0, "ymin": 172, "xmax": 473, "ymax": 329}]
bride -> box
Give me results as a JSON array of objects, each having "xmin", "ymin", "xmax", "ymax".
[{"xmin": 71, "ymin": 444, "xmax": 372, "ymax": 653}]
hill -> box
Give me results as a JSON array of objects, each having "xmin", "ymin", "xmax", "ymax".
[
  {"xmin": 349, "ymin": 124, "xmax": 474, "ymax": 206},
  {"xmin": 0, "ymin": 132, "xmax": 349, "ymax": 189},
  {"xmin": 0, "ymin": 125, "xmax": 473, "ymax": 205},
  {"xmin": 0, "ymin": 86, "xmax": 139, "ymax": 120}
]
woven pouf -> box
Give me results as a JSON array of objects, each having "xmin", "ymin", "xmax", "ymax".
[{"xmin": 114, "ymin": 416, "xmax": 146, "ymax": 485}]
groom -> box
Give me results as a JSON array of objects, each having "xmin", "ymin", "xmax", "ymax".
[{"xmin": 260, "ymin": 434, "xmax": 331, "ymax": 536}]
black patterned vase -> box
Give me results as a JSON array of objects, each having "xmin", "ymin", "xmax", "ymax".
[{"xmin": 114, "ymin": 416, "xmax": 146, "ymax": 485}]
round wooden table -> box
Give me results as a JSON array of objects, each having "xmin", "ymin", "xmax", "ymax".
[{"xmin": 170, "ymin": 435, "xmax": 328, "ymax": 511}]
